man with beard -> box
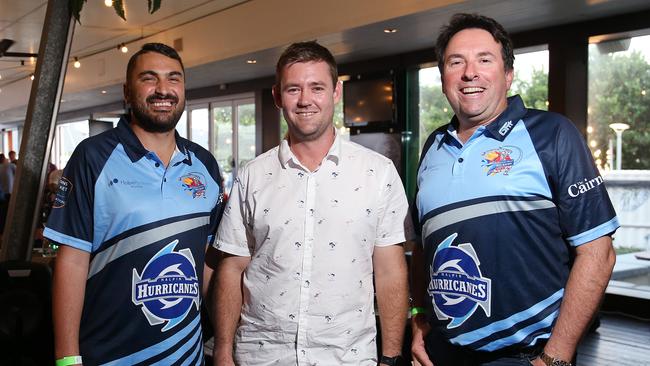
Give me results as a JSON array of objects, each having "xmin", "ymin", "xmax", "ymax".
[{"xmin": 44, "ymin": 43, "xmax": 224, "ymax": 366}]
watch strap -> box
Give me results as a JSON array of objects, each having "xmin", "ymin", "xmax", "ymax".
[
  {"xmin": 379, "ymin": 355, "xmax": 404, "ymax": 366},
  {"xmin": 539, "ymin": 351, "xmax": 572, "ymax": 366}
]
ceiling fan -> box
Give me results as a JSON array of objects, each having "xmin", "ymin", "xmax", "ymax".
[{"xmin": 0, "ymin": 39, "xmax": 38, "ymax": 58}]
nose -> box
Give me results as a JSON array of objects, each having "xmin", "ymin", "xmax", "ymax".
[
  {"xmin": 155, "ymin": 79, "xmax": 172, "ymax": 96},
  {"xmin": 461, "ymin": 62, "xmax": 478, "ymax": 82},
  {"xmin": 297, "ymin": 89, "xmax": 312, "ymax": 107}
]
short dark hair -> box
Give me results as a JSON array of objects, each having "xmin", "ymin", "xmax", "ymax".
[
  {"xmin": 275, "ymin": 41, "xmax": 338, "ymax": 87},
  {"xmin": 435, "ymin": 13, "xmax": 514, "ymax": 74},
  {"xmin": 126, "ymin": 43, "xmax": 184, "ymax": 84}
]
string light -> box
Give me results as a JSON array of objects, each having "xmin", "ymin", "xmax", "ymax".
[{"xmin": 73, "ymin": 57, "xmax": 81, "ymax": 68}]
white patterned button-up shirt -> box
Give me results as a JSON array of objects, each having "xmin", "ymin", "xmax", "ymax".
[{"xmin": 214, "ymin": 133, "xmax": 412, "ymax": 365}]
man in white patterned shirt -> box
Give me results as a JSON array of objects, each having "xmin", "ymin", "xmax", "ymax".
[{"xmin": 212, "ymin": 41, "xmax": 412, "ymax": 366}]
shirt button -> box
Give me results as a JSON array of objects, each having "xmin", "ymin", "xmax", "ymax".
[
  {"xmin": 458, "ymin": 158, "xmax": 464, "ymax": 163},
  {"xmin": 303, "ymin": 280, "xmax": 310, "ymax": 288},
  {"xmin": 163, "ymin": 178, "xmax": 167, "ymax": 182},
  {"xmin": 155, "ymin": 162, "xmax": 160, "ymax": 168}
]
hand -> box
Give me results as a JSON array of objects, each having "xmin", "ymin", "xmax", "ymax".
[{"xmin": 411, "ymin": 315, "xmax": 434, "ymax": 366}]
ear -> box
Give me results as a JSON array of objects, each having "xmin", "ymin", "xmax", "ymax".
[
  {"xmin": 505, "ymin": 68, "xmax": 514, "ymax": 91},
  {"xmin": 272, "ymin": 84, "xmax": 282, "ymax": 109},
  {"xmin": 333, "ymin": 80, "xmax": 342, "ymax": 104},
  {"xmin": 123, "ymin": 83, "xmax": 130, "ymax": 105}
]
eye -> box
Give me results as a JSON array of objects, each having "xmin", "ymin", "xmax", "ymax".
[
  {"xmin": 313, "ymin": 86, "xmax": 325, "ymax": 92},
  {"xmin": 286, "ymin": 87, "xmax": 300, "ymax": 94}
]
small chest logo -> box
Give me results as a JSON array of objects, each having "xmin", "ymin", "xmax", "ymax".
[
  {"xmin": 180, "ymin": 173, "xmax": 206, "ymax": 198},
  {"xmin": 481, "ymin": 146, "xmax": 521, "ymax": 176},
  {"xmin": 132, "ymin": 240, "xmax": 200, "ymax": 332},
  {"xmin": 429, "ymin": 233, "xmax": 491, "ymax": 329}
]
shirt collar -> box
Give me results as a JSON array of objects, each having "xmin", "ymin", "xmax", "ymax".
[
  {"xmin": 116, "ymin": 115, "xmax": 191, "ymax": 165},
  {"xmin": 441, "ymin": 94, "xmax": 526, "ymax": 147},
  {"xmin": 278, "ymin": 127, "xmax": 341, "ymax": 169}
]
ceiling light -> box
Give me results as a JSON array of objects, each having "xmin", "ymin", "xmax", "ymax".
[
  {"xmin": 246, "ymin": 59, "xmax": 257, "ymax": 64},
  {"xmin": 30, "ymin": 74, "xmax": 35, "ymax": 81},
  {"xmin": 383, "ymin": 28, "xmax": 397, "ymax": 33},
  {"xmin": 118, "ymin": 44, "xmax": 128, "ymax": 53},
  {"xmin": 101, "ymin": 90, "xmax": 107, "ymax": 94},
  {"xmin": 0, "ymin": 74, "xmax": 2, "ymax": 80},
  {"xmin": 73, "ymin": 57, "xmax": 81, "ymax": 68},
  {"xmin": 104, "ymin": 0, "xmax": 113, "ymax": 6}
]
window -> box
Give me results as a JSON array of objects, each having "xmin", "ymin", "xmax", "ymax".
[
  {"xmin": 588, "ymin": 32, "xmax": 650, "ymax": 297},
  {"xmin": 188, "ymin": 96, "xmax": 256, "ymax": 192},
  {"xmin": 52, "ymin": 121, "xmax": 89, "ymax": 169}
]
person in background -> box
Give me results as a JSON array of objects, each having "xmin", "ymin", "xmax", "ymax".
[{"xmin": 410, "ymin": 13, "xmax": 619, "ymax": 366}]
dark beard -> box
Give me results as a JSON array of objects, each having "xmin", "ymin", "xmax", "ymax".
[{"xmin": 130, "ymin": 93, "xmax": 184, "ymax": 133}]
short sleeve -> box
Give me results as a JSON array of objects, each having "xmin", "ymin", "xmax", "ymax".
[
  {"xmin": 43, "ymin": 142, "xmax": 96, "ymax": 252},
  {"xmin": 212, "ymin": 166, "xmax": 253, "ymax": 257},
  {"xmin": 375, "ymin": 160, "xmax": 415, "ymax": 247},
  {"xmin": 552, "ymin": 119, "xmax": 619, "ymax": 246}
]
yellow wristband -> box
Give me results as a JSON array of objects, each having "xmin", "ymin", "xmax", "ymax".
[
  {"xmin": 56, "ymin": 356, "xmax": 82, "ymax": 366},
  {"xmin": 410, "ymin": 307, "xmax": 428, "ymax": 316}
]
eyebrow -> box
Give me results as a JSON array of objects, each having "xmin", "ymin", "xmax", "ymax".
[
  {"xmin": 446, "ymin": 51, "xmax": 497, "ymax": 60},
  {"xmin": 137, "ymin": 70, "xmax": 184, "ymax": 78}
]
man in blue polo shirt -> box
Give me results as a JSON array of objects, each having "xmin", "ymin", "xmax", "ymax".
[
  {"xmin": 410, "ymin": 14, "xmax": 619, "ymax": 366},
  {"xmin": 45, "ymin": 43, "xmax": 224, "ymax": 366}
]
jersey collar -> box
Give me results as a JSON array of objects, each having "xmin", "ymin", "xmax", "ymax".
[
  {"xmin": 442, "ymin": 94, "xmax": 526, "ymax": 147},
  {"xmin": 116, "ymin": 116, "xmax": 191, "ymax": 165}
]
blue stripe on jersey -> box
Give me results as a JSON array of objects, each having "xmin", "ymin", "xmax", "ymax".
[
  {"xmin": 450, "ymin": 289, "xmax": 563, "ymax": 346},
  {"xmin": 87, "ymin": 214, "xmax": 210, "ymax": 278},
  {"xmin": 150, "ymin": 322, "xmax": 202, "ymax": 366},
  {"xmin": 42, "ymin": 227, "xmax": 92, "ymax": 252},
  {"xmin": 179, "ymin": 334, "xmax": 204, "ymax": 366},
  {"xmin": 567, "ymin": 216, "xmax": 620, "ymax": 246},
  {"xmin": 477, "ymin": 310, "xmax": 558, "ymax": 351},
  {"xmin": 103, "ymin": 316, "xmax": 200, "ymax": 365}
]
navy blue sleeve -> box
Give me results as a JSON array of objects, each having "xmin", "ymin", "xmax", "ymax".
[
  {"xmin": 44, "ymin": 140, "xmax": 97, "ymax": 252},
  {"xmin": 531, "ymin": 112, "xmax": 619, "ymax": 246},
  {"xmin": 190, "ymin": 143, "xmax": 225, "ymax": 246}
]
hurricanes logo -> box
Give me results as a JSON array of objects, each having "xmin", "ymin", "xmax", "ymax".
[
  {"xmin": 429, "ymin": 233, "xmax": 491, "ymax": 329},
  {"xmin": 180, "ymin": 173, "xmax": 206, "ymax": 198},
  {"xmin": 132, "ymin": 240, "xmax": 200, "ymax": 332},
  {"xmin": 481, "ymin": 146, "xmax": 521, "ymax": 176}
]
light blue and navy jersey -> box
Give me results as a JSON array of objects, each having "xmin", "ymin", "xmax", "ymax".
[
  {"xmin": 44, "ymin": 117, "xmax": 224, "ymax": 365},
  {"xmin": 414, "ymin": 95, "xmax": 618, "ymax": 352}
]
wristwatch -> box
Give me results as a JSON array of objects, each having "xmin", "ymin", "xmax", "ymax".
[
  {"xmin": 539, "ymin": 351, "xmax": 572, "ymax": 366},
  {"xmin": 379, "ymin": 354, "xmax": 406, "ymax": 366}
]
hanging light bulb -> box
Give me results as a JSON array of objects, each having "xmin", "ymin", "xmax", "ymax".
[
  {"xmin": 73, "ymin": 57, "xmax": 81, "ymax": 68},
  {"xmin": 104, "ymin": 0, "xmax": 113, "ymax": 7},
  {"xmin": 120, "ymin": 44, "xmax": 128, "ymax": 53}
]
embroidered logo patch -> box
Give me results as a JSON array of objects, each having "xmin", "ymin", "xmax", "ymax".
[
  {"xmin": 429, "ymin": 233, "xmax": 491, "ymax": 329},
  {"xmin": 52, "ymin": 176, "xmax": 73, "ymax": 208},
  {"xmin": 180, "ymin": 173, "xmax": 206, "ymax": 198},
  {"xmin": 481, "ymin": 146, "xmax": 521, "ymax": 176},
  {"xmin": 132, "ymin": 240, "xmax": 200, "ymax": 332}
]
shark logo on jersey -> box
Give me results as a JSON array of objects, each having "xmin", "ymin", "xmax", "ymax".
[
  {"xmin": 429, "ymin": 233, "xmax": 491, "ymax": 329},
  {"xmin": 481, "ymin": 146, "xmax": 522, "ymax": 176},
  {"xmin": 132, "ymin": 240, "xmax": 200, "ymax": 332}
]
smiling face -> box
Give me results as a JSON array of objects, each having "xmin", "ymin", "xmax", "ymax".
[
  {"xmin": 441, "ymin": 28, "xmax": 513, "ymax": 128},
  {"xmin": 124, "ymin": 52, "xmax": 186, "ymax": 133},
  {"xmin": 273, "ymin": 60, "xmax": 341, "ymax": 143}
]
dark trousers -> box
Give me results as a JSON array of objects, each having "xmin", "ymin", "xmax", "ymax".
[{"xmin": 424, "ymin": 330, "xmax": 545, "ymax": 366}]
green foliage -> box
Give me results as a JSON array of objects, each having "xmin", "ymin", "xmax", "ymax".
[
  {"xmin": 589, "ymin": 50, "xmax": 650, "ymax": 169},
  {"xmin": 69, "ymin": 0, "xmax": 161, "ymax": 23},
  {"xmin": 511, "ymin": 68, "xmax": 548, "ymax": 110},
  {"xmin": 418, "ymin": 85, "xmax": 454, "ymax": 147}
]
